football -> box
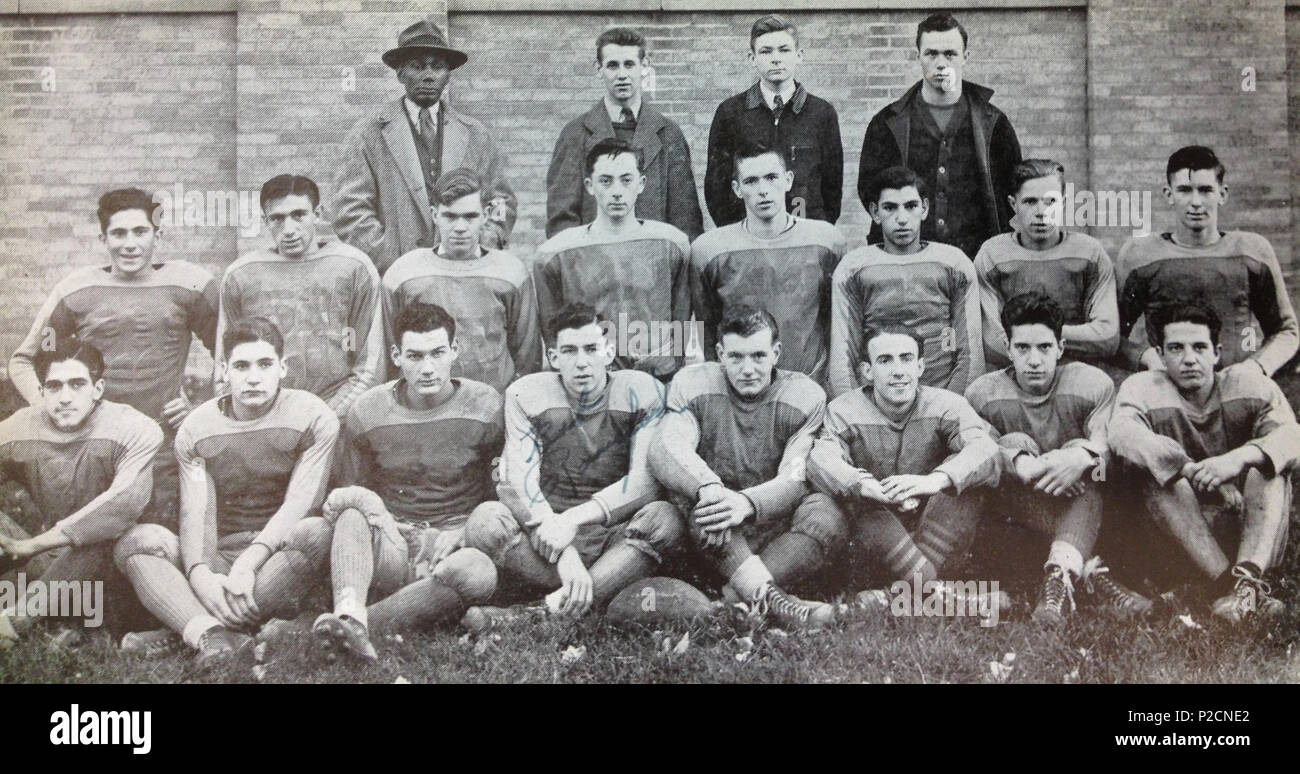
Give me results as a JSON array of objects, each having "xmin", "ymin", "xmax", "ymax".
[{"xmin": 604, "ymin": 576, "xmax": 717, "ymax": 624}]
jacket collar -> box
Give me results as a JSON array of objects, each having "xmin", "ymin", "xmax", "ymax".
[
  {"xmin": 744, "ymin": 80, "xmax": 809, "ymax": 113},
  {"xmin": 377, "ymin": 96, "xmax": 473, "ymax": 231},
  {"xmin": 580, "ymin": 99, "xmax": 667, "ymax": 166}
]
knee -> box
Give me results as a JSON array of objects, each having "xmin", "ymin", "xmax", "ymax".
[
  {"xmin": 463, "ymin": 501, "xmax": 519, "ymax": 564},
  {"xmin": 433, "ymin": 548, "xmax": 497, "ymax": 603},
  {"xmin": 791, "ymin": 492, "xmax": 850, "ymax": 550},
  {"xmin": 112, "ymin": 524, "xmax": 178, "ymax": 571},
  {"xmin": 286, "ymin": 517, "xmax": 333, "ymax": 564},
  {"xmin": 321, "ymin": 485, "xmax": 386, "ymax": 527},
  {"xmin": 625, "ymin": 501, "xmax": 685, "ymax": 560},
  {"xmin": 998, "ymin": 433, "xmax": 1041, "ymax": 455}
]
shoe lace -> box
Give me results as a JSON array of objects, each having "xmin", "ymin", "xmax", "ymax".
[
  {"xmin": 763, "ymin": 586, "xmax": 810, "ymax": 624},
  {"xmin": 1230, "ymin": 565, "xmax": 1272, "ymax": 612},
  {"xmin": 1082, "ymin": 556, "xmax": 1131, "ymax": 606},
  {"xmin": 1045, "ymin": 566, "xmax": 1076, "ymax": 613}
]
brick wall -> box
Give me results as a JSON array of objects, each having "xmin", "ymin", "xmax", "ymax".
[
  {"xmin": 1288, "ymin": 6, "xmax": 1299, "ymax": 288},
  {"xmin": 448, "ymin": 7, "xmax": 1089, "ymax": 253}
]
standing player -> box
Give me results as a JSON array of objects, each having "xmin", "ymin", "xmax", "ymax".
[
  {"xmin": 217, "ymin": 174, "xmax": 383, "ymax": 421},
  {"xmin": 692, "ymin": 141, "xmax": 845, "ymax": 386},
  {"xmin": 1109, "ymin": 303, "xmax": 1297, "ymax": 623},
  {"xmin": 1117, "ymin": 145, "xmax": 1297, "ymax": 375},
  {"xmin": 535, "ymin": 138, "xmax": 692, "ymax": 382},
  {"xmin": 311, "ymin": 302, "xmax": 501, "ymax": 660},
  {"xmin": 830, "ymin": 165, "xmax": 981, "ymax": 398},
  {"xmin": 9, "ymin": 188, "xmax": 218, "ymax": 529},
  {"xmin": 546, "ymin": 27, "xmax": 702, "ymax": 240},
  {"xmin": 809, "ymin": 327, "xmax": 1001, "ymax": 603},
  {"xmin": 463, "ymin": 303, "xmax": 682, "ymax": 620},
  {"xmin": 975, "ymin": 159, "xmax": 1119, "ymax": 371},
  {"xmin": 0, "ymin": 340, "xmax": 162, "ymax": 646},
  {"xmin": 650, "ymin": 306, "xmax": 843, "ymax": 628},
  {"xmin": 966, "ymin": 292, "xmax": 1150, "ymax": 624},
  {"xmin": 704, "ymin": 14, "xmax": 843, "ymax": 227},
  {"xmin": 383, "ymin": 169, "xmax": 541, "ymax": 393},
  {"xmin": 113, "ymin": 318, "xmax": 337, "ymax": 665}
]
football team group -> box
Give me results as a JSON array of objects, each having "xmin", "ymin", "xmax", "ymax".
[{"xmin": 1, "ymin": 11, "xmax": 1296, "ymax": 670}]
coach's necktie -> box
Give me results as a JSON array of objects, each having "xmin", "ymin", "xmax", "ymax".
[
  {"xmin": 621, "ymin": 106, "xmax": 636, "ymax": 125},
  {"xmin": 771, "ymin": 94, "xmax": 784, "ymax": 117},
  {"xmin": 418, "ymin": 106, "xmax": 437, "ymax": 159}
]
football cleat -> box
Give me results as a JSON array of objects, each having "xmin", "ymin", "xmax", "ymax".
[
  {"xmin": 1032, "ymin": 564, "xmax": 1074, "ymax": 626},
  {"xmin": 1210, "ymin": 564, "xmax": 1285, "ymax": 624},
  {"xmin": 756, "ymin": 584, "xmax": 837, "ymax": 630},
  {"xmin": 121, "ymin": 628, "xmax": 183, "ymax": 657},
  {"xmin": 193, "ymin": 626, "xmax": 253, "ymax": 671},
  {"xmin": 312, "ymin": 613, "xmax": 378, "ymax": 662},
  {"xmin": 460, "ymin": 604, "xmax": 545, "ymax": 633},
  {"xmin": 1080, "ymin": 557, "xmax": 1153, "ymax": 617}
]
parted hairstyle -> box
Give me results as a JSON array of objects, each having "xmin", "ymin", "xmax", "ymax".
[
  {"xmin": 750, "ymin": 14, "xmax": 798, "ymax": 49},
  {"xmin": 1010, "ymin": 159, "xmax": 1066, "ymax": 196},
  {"xmin": 260, "ymin": 174, "xmax": 320, "ymax": 210},
  {"xmin": 34, "ymin": 336, "xmax": 106, "ymax": 384},
  {"xmin": 864, "ymin": 165, "xmax": 928, "ymax": 207},
  {"xmin": 1166, "ymin": 145, "xmax": 1226, "ymax": 185},
  {"xmin": 862, "ymin": 325, "xmax": 926, "ymax": 359},
  {"xmin": 718, "ymin": 304, "xmax": 780, "ymax": 343},
  {"xmin": 916, "ymin": 11, "xmax": 968, "ymax": 50},
  {"xmin": 732, "ymin": 139, "xmax": 790, "ymax": 181},
  {"xmin": 596, "ymin": 27, "xmax": 646, "ymax": 62},
  {"xmin": 223, "ymin": 316, "xmax": 285, "ymax": 359},
  {"xmin": 1000, "ymin": 290, "xmax": 1065, "ymax": 342},
  {"xmin": 1149, "ymin": 301, "xmax": 1222, "ymax": 347},
  {"xmin": 393, "ymin": 301, "xmax": 457, "ymax": 348},
  {"xmin": 434, "ymin": 168, "xmax": 488, "ymax": 208},
  {"xmin": 585, "ymin": 137, "xmax": 643, "ymax": 177},
  {"xmin": 96, "ymin": 188, "xmax": 160, "ymax": 233}
]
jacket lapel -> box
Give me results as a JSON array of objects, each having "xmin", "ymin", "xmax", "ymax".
[
  {"xmin": 632, "ymin": 106, "xmax": 665, "ymax": 169},
  {"xmin": 441, "ymin": 104, "xmax": 472, "ymax": 172},
  {"xmin": 379, "ymin": 97, "xmax": 432, "ymax": 231}
]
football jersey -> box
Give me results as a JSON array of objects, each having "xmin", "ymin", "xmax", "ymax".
[
  {"xmin": 690, "ymin": 217, "xmax": 845, "ymax": 385},
  {"xmin": 975, "ymin": 231, "xmax": 1119, "ymax": 368},
  {"xmin": 0, "ymin": 400, "xmax": 162, "ymax": 546},
  {"xmin": 651, "ymin": 363, "xmax": 825, "ymax": 520},
  {"xmin": 830, "ymin": 241, "xmax": 982, "ymax": 398},
  {"xmin": 337, "ymin": 378, "xmax": 503, "ymax": 528},
  {"xmin": 217, "ymin": 238, "xmax": 383, "ymax": 419}
]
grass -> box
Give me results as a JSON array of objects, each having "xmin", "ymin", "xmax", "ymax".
[{"xmin": 1, "ymin": 373, "xmax": 1299, "ymax": 684}]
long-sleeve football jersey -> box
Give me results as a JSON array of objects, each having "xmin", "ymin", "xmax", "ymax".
[
  {"xmin": 336, "ymin": 378, "xmax": 503, "ymax": 528},
  {"xmin": 9, "ymin": 261, "xmax": 218, "ymax": 421},
  {"xmin": 975, "ymin": 231, "xmax": 1120, "ymax": 368},
  {"xmin": 690, "ymin": 217, "xmax": 845, "ymax": 385},
  {"xmin": 650, "ymin": 363, "xmax": 825, "ymax": 522},
  {"xmin": 1116, "ymin": 231, "xmax": 1298, "ymax": 374},
  {"xmin": 829, "ymin": 241, "xmax": 982, "ymax": 398},
  {"xmin": 382, "ymin": 247, "xmax": 541, "ymax": 393},
  {"xmin": 808, "ymin": 386, "xmax": 999, "ymax": 498},
  {"xmin": 1108, "ymin": 362, "xmax": 1300, "ymax": 486},
  {"xmin": 0, "ymin": 401, "xmax": 162, "ymax": 546},
  {"xmin": 534, "ymin": 220, "xmax": 692, "ymax": 380},
  {"xmin": 217, "ymin": 239, "xmax": 383, "ymax": 420}
]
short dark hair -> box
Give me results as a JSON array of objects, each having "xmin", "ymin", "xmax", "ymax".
[
  {"xmin": 434, "ymin": 168, "xmax": 487, "ymax": 208},
  {"xmin": 1001, "ymin": 291, "xmax": 1064, "ymax": 342},
  {"xmin": 750, "ymin": 14, "xmax": 798, "ymax": 50},
  {"xmin": 862, "ymin": 325, "xmax": 925, "ymax": 359},
  {"xmin": 547, "ymin": 302, "xmax": 604, "ymax": 346},
  {"xmin": 260, "ymin": 173, "xmax": 320, "ymax": 211},
  {"xmin": 732, "ymin": 140, "xmax": 789, "ymax": 181},
  {"xmin": 916, "ymin": 11, "xmax": 968, "ymax": 51},
  {"xmin": 585, "ymin": 137, "xmax": 642, "ymax": 178},
  {"xmin": 1150, "ymin": 302, "xmax": 1222, "ymax": 347},
  {"xmin": 34, "ymin": 336, "xmax": 105, "ymax": 385},
  {"xmin": 718, "ymin": 304, "xmax": 779, "ymax": 344},
  {"xmin": 1010, "ymin": 159, "xmax": 1066, "ymax": 197},
  {"xmin": 864, "ymin": 165, "xmax": 927, "ymax": 207},
  {"xmin": 595, "ymin": 27, "xmax": 646, "ymax": 62},
  {"xmin": 97, "ymin": 188, "xmax": 160, "ymax": 233},
  {"xmin": 1166, "ymin": 145, "xmax": 1226, "ymax": 185},
  {"xmin": 393, "ymin": 301, "xmax": 457, "ymax": 348},
  {"xmin": 223, "ymin": 316, "xmax": 285, "ymax": 359}
]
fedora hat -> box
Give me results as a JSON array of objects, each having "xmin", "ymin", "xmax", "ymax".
[{"xmin": 382, "ymin": 19, "xmax": 468, "ymax": 70}]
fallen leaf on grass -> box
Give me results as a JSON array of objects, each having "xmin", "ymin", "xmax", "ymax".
[
  {"xmin": 672, "ymin": 632, "xmax": 690, "ymax": 654},
  {"xmin": 1177, "ymin": 614, "xmax": 1204, "ymax": 631},
  {"xmin": 560, "ymin": 645, "xmax": 586, "ymax": 664},
  {"xmin": 253, "ymin": 642, "xmax": 268, "ymax": 663},
  {"xmin": 393, "ymin": 676, "xmax": 410, "ymax": 684},
  {"xmin": 252, "ymin": 665, "xmax": 268, "ymax": 682}
]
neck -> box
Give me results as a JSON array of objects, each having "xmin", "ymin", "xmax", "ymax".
[
  {"xmin": 745, "ymin": 211, "xmax": 791, "ymax": 239},
  {"xmin": 922, "ymin": 80, "xmax": 962, "ymax": 106},
  {"xmin": 607, "ymin": 93, "xmax": 636, "ymax": 108},
  {"xmin": 871, "ymin": 389, "xmax": 917, "ymax": 421},
  {"xmin": 1015, "ymin": 372, "xmax": 1054, "ymax": 397},
  {"xmin": 882, "ymin": 237, "xmax": 923, "ymax": 256},
  {"xmin": 1018, "ymin": 229, "xmax": 1063, "ymax": 252},
  {"xmin": 1172, "ymin": 224, "xmax": 1221, "ymax": 247},
  {"xmin": 402, "ymin": 379, "xmax": 456, "ymax": 411},
  {"xmin": 112, "ymin": 263, "xmax": 155, "ymax": 281},
  {"xmin": 591, "ymin": 213, "xmax": 636, "ymax": 235},
  {"xmin": 565, "ymin": 371, "xmax": 609, "ymax": 406},
  {"xmin": 438, "ymin": 243, "xmax": 480, "ymax": 261},
  {"xmin": 231, "ymin": 390, "xmax": 277, "ymax": 422}
]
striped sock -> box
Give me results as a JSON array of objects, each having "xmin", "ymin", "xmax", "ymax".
[
  {"xmin": 760, "ymin": 532, "xmax": 824, "ymax": 588},
  {"xmin": 121, "ymin": 554, "xmax": 210, "ymax": 634},
  {"xmin": 254, "ymin": 548, "xmax": 323, "ymax": 620},
  {"xmin": 331, "ymin": 509, "xmax": 374, "ymax": 625},
  {"xmin": 855, "ymin": 507, "xmax": 936, "ymax": 581}
]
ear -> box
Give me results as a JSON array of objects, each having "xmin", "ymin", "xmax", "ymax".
[
  {"xmin": 1007, "ymin": 193, "xmax": 1017, "ymax": 213},
  {"xmin": 732, "ymin": 177, "xmax": 743, "ymax": 200},
  {"xmin": 92, "ymin": 378, "xmax": 106, "ymax": 402},
  {"xmin": 547, "ymin": 347, "xmax": 560, "ymax": 370},
  {"xmin": 390, "ymin": 344, "xmax": 402, "ymax": 370},
  {"xmin": 312, "ymin": 203, "xmax": 325, "ymax": 221},
  {"xmin": 915, "ymin": 356, "xmax": 926, "ymax": 379},
  {"xmin": 1162, "ymin": 183, "xmax": 1174, "ymax": 205},
  {"xmin": 715, "ymin": 341, "xmax": 725, "ymax": 361},
  {"xmin": 448, "ymin": 337, "xmax": 460, "ymax": 365},
  {"xmin": 867, "ymin": 202, "xmax": 882, "ymax": 224},
  {"xmin": 635, "ymin": 174, "xmax": 647, "ymax": 195},
  {"xmin": 1212, "ymin": 343, "xmax": 1222, "ymax": 366},
  {"xmin": 278, "ymin": 358, "xmax": 289, "ymax": 379},
  {"xmin": 98, "ymin": 231, "xmax": 107, "ymax": 245},
  {"xmin": 771, "ymin": 341, "xmax": 782, "ymax": 367},
  {"xmin": 1218, "ymin": 185, "xmax": 1228, "ymax": 206},
  {"xmin": 919, "ymin": 197, "xmax": 930, "ymax": 220},
  {"xmin": 782, "ymin": 169, "xmax": 795, "ymax": 189},
  {"xmin": 584, "ymin": 176, "xmax": 595, "ymax": 197},
  {"xmin": 859, "ymin": 359, "xmax": 872, "ymax": 386}
]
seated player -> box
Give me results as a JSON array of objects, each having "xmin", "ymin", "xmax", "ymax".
[
  {"xmin": 975, "ymin": 159, "xmax": 1120, "ymax": 371},
  {"xmin": 463, "ymin": 303, "xmax": 682, "ymax": 622},
  {"xmin": 808, "ymin": 326, "xmax": 1003, "ymax": 607},
  {"xmin": 312, "ymin": 302, "xmax": 500, "ymax": 660},
  {"xmin": 965, "ymin": 292, "xmax": 1150, "ymax": 624},
  {"xmin": 0, "ymin": 340, "xmax": 163, "ymax": 646},
  {"xmin": 383, "ymin": 168, "xmax": 541, "ymax": 393},
  {"xmin": 113, "ymin": 317, "xmax": 338, "ymax": 666},
  {"xmin": 535, "ymin": 138, "xmax": 692, "ymax": 382},
  {"xmin": 649, "ymin": 305, "xmax": 844, "ymax": 628},
  {"xmin": 830, "ymin": 165, "xmax": 981, "ymax": 398},
  {"xmin": 9, "ymin": 188, "xmax": 219, "ymax": 529},
  {"xmin": 217, "ymin": 174, "xmax": 383, "ymax": 421},
  {"xmin": 1109, "ymin": 302, "xmax": 1298, "ymax": 623},
  {"xmin": 1117, "ymin": 145, "xmax": 1297, "ymax": 375},
  {"xmin": 691, "ymin": 140, "xmax": 845, "ymax": 386}
]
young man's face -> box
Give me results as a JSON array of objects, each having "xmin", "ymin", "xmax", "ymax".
[
  {"xmin": 1158, "ymin": 321, "xmax": 1221, "ymax": 395},
  {"xmin": 393, "ymin": 327, "xmax": 458, "ymax": 400},
  {"xmin": 550, "ymin": 322, "xmax": 614, "ymax": 396},
  {"xmin": 1164, "ymin": 168, "xmax": 1226, "ymax": 236},
  {"xmin": 585, "ymin": 151, "xmax": 645, "ymax": 222},
  {"xmin": 41, "ymin": 359, "xmax": 104, "ymax": 432},
  {"xmin": 865, "ymin": 333, "xmax": 924, "ymax": 409},
  {"xmin": 869, "ymin": 185, "xmax": 928, "ymax": 253},
  {"xmin": 1007, "ymin": 323, "xmax": 1063, "ymax": 394},
  {"xmin": 263, "ymin": 193, "xmax": 320, "ymax": 259},
  {"xmin": 100, "ymin": 208, "xmax": 158, "ymax": 277},
  {"xmin": 398, "ymin": 53, "xmax": 450, "ymax": 108},
  {"xmin": 598, "ymin": 43, "xmax": 643, "ymax": 104},
  {"xmin": 224, "ymin": 339, "xmax": 286, "ymax": 415},
  {"xmin": 1009, "ymin": 175, "xmax": 1064, "ymax": 246},
  {"xmin": 918, "ymin": 28, "xmax": 967, "ymax": 95},
  {"xmin": 750, "ymin": 30, "xmax": 802, "ymax": 88},
  {"xmin": 435, "ymin": 191, "xmax": 484, "ymax": 257},
  {"xmin": 733, "ymin": 152, "xmax": 793, "ymax": 222},
  {"xmin": 717, "ymin": 327, "xmax": 781, "ymax": 398}
]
